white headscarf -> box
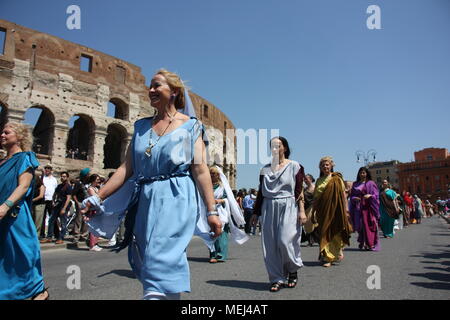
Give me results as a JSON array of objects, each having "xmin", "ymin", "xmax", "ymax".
[{"xmin": 212, "ymin": 166, "xmax": 249, "ymax": 245}]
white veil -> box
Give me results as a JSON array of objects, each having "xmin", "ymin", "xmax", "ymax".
[
  {"xmin": 181, "ymin": 86, "xmax": 218, "ymax": 250},
  {"xmin": 213, "ymin": 165, "xmax": 249, "ymax": 245}
]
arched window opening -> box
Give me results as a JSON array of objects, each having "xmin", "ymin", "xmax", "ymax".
[
  {"xmin": 66, "ymin": 115, "xmax": 94, "ymax": 160},
  {"xmin": 23, "ymin": 106, "xmax": 55, "ymax": 155},
  {"xmin": 107, "ymin": 98, "xmax": 129, "ymax": 121},
  {"xmin": 103, "ymin": 123, "xmax": 127, "ymax": 169},
  {"xmin": 0, "ymin": 102, "xmax": 7, "ymax": 133}
]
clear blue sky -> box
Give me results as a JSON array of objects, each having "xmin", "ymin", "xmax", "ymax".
[{"xmin": 1, "ymin": 0, "xmax": 449, "ymax": 188}]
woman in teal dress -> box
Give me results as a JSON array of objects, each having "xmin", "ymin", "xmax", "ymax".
[
  {"xmin": 379, "ymin": 179, "xmax": 399, "ymax": 238},
  {"xmin": 209, "ymin": 166, "xmax": 230, "ymax": 263},
  {"xmin": 0, "ymin": 122, "xmax": 48, "ymax": 300},
  {"xmin": 208, "ymin": 166, "xmax": 248, "ymax": 263},
  {"xmin": 82, "ymin": 69, "xmax": 222, "ymax": 300}
]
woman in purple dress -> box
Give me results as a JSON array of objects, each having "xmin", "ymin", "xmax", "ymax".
[{"xmin": 349, "ymin": 167, "xmax": 380, "ymax": 251}]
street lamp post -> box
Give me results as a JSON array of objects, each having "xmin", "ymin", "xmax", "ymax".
[{"xmin": 355, "ymin": 149, "xmax": 377, "ymax": 167}]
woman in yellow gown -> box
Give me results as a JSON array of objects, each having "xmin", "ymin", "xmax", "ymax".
[{"xmin": 313, "ymin": 156, "xmax": 352, "ymax": 267}]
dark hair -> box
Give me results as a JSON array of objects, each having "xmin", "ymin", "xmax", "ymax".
[
  {"xmin": 356, "ymin": 167, "xmax": 372, "ymax": 182},
  {"xmin": 88, "ymin": 174, "xmax": 100, "ymax": 184},
  {"xmin": 35, "ymin": 175, "xmax": 44, "ymax": 188},
  {"xmin": 271, "ymin": 136, "xmax": 291, "ymax": 159},
  {"xmin": 305, "ymin": 174, "xmax": 315, "ymax": 183},
  {"xmin": 60, "ymin": 171, "xmax": 69, "ymax": 177}
]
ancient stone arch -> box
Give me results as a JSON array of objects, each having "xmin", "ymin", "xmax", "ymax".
[
  {"xmin": 66, "ymin": 114, "xmax": 95, "ymax": 161},
  {"xmin": 107, "ymin": 97, "xmax": 129, "ymax": 121},
  {"xmin": 0, "ymin": 100, "xmax": 7, "ymax": 133},
  {"xmin": 24, "ymin": 105, "xmax": 55, "ymax": 155},
  {"xmin": 103, "ymin": 122, "xmax": 128, "ymax": 169}
]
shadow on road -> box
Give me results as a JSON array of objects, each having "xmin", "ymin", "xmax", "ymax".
[
  {"xmin": 66, "ymin": 244, "xmax": 89, "ymax": 251},
  {"xmin": 410, "ymin": 248, "xmax": 450, "ymax": 291},
  {"xmin": 206, "ymin": 280, "xmax": 268, "ymax": 291},
  {"xmin": 97, "ymin": 269, "xmax": 136, "ymax": 279},
  {"xmin": 188, "ymin": 257, "xmax": 211, "ymax": 263},
  {"xmin": 410, "ymin": 282, "xmax": 450, "ymax": 290},
  {"xmin": 302, "ymin": 261, "xmax": 322, "ymax": 267},
  {"xmin": 424, "ymin": 266, "xmax": 450, "ymax": 272}
]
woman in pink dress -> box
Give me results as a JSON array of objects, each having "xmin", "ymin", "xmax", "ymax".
[{"xmin": 349, "ymin": 167, "xmax": 380, "ymax": 251}]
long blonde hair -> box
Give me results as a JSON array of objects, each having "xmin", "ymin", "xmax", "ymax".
[
  {"xmin": 156, "ymin": 69, "xmax": 188, "ymax": 110},
  {"xmin": 3, "ymin": 122, "xmax": 32, "ymax": 151}
]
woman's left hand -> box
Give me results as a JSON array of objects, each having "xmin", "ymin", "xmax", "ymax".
[
  {"xmin": 0, "ymin": 204, "xmax": 8, "ymax": 220},
  {"xmin": 364, "ymin": 194, "xmax": 372, "ymax": 199}
]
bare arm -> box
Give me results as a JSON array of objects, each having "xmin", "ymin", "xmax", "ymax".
[
  {"xmin": 0, "ymin": 169, "xmax": 33, "ymax": 220},
  {"xmin": 60, "ymin": 193, "xmax": 72, "ymax": 215},
  {"xmin": 191, "ymin": 136, "xmax": 222, "ymax": 238},
  {"xmin": 33, "ymin": 185, "xmax": 45, "ymax": 203},
  {"xmin": 297, "ymin": 189, "xmax": 307, "ymax": 224}
]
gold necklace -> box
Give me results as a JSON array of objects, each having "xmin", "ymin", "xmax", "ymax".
[{"xmin": 145, "ymin": 111, "xmax": 177, "ymax": 158}]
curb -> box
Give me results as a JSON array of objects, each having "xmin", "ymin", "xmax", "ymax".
[
  {"xmin": 438, "ymin": 213, "xmax": 450, "ymax": 224},
  {"xmin": 40, "ymin": 238, "xmax": 111, "ymax": 251}
]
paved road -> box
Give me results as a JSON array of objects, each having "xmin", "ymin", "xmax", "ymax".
[{"xmin": 40, "ymin": 215, "xmax": 450, "ymax": 300}]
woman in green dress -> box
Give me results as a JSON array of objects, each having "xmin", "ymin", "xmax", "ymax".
[{"xmin": 379, "ymin": 179, "xmax": 399, "ymax": 238}]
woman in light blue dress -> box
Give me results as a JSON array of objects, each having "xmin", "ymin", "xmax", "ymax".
[
  {"xmin": 0, "ymin": 122, "xmax": 48, "ymax": 300},
  {"xmin": 82, "ymin": 69, "xmax": 222, "ymax": 300}
]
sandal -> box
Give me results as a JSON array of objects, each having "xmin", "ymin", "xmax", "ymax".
[
  {"xmin": 287, "ymin": 272, "xmax": 298, "ymax": 288},
  {"xmin": 31, "ymin": 288, "xmax": 49, "ymax": 300},
  {"xmin": 269, "ymin": 282, "xmax": 283, "ymax": 292}
]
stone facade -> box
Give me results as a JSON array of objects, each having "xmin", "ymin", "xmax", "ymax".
[
  {"xmin": 0, "ymin": 19, "xmax": 236, "ymax": 187},
  {"xmin": 367, "ymin": 160, "xmax": 401, "ymax": 189}
]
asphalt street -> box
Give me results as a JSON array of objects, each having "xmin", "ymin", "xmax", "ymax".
[{"xmin": 40, "ymin": 215, "xmax": 450, "ymax": 300}]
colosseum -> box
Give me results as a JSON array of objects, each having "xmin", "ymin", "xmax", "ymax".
[{"xmin": 0, "ymin": 19, "xmax": 237, "ymax": 187}]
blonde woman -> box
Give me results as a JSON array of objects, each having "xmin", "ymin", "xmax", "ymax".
[
  {"xmin": 82, "ymin": 69, "xmax": 222, "ymax": 300},
  {"xmin": 313, "ymin": 156, "xmax": 352, "ymax": 267},
  {"xmin": 208, "ymin": 166, "xmax": 248, "ymax": 263},
  {"xmin": 0, "ymin": 122, "xmax": 48, "ymax": 299}
]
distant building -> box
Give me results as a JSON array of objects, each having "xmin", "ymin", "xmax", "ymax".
[
  {"xmin": 367, "ymin": 160, "xmax": 401, "ymax": 189},
  {"xmin": 397, "ymin": 148, "xmax": 450, "ymax": 201}
]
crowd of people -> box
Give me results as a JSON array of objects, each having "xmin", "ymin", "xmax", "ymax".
[
  {"xmin": 1, "ymin": 69, "xmax": 449, "ymax": 300},
  {"xmin": 35, "ymin": 167, "xmax": 119, "ymax": 251}
]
